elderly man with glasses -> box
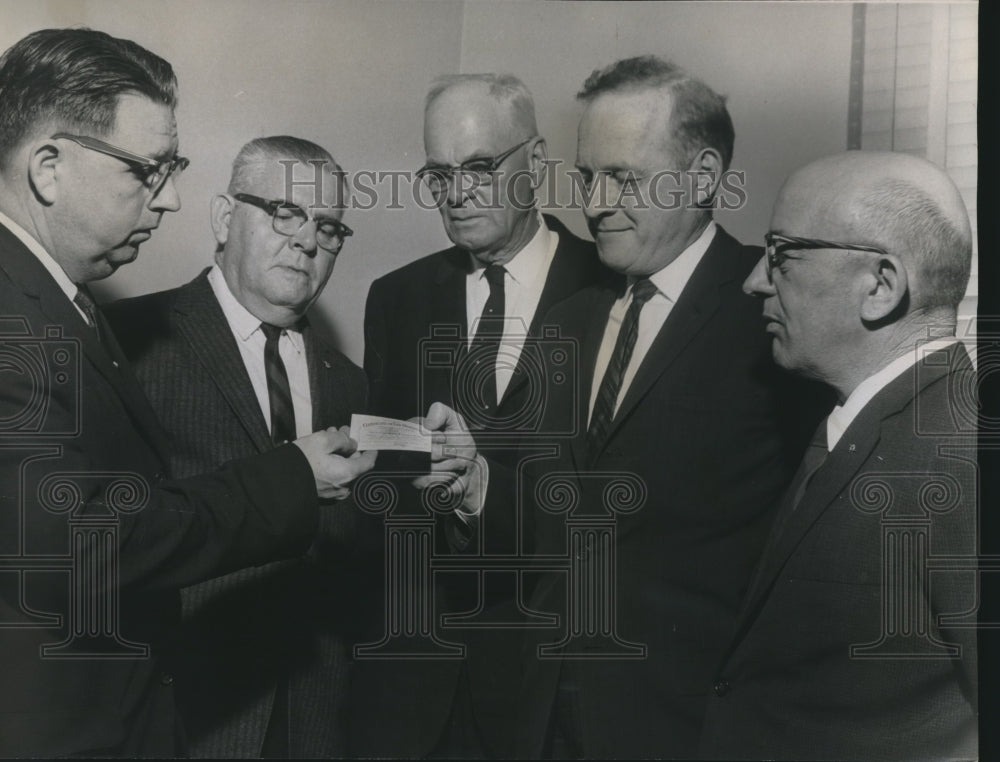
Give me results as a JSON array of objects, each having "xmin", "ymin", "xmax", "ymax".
[
  {"xmin": 699, "ymin": 150, "xmax": 978, "ymax": 762},
  {"xmin": 107, "ymin": 135, "xmax": 367, "ymax": 758},
  {"xmin": 0, "ymin": 30, "xmax": 374, "ymax": 758},
  {"xmin": 353, "ymin": 73, "xmax": 609, "ymax": 758}
]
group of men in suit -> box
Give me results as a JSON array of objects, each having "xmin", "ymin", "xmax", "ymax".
[{"xmin": 0, "ymin": 25, "xmax": 978, "ymax": 762}]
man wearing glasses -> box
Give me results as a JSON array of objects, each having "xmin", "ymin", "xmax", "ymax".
[
  {"xmin": 0, "ymin": 29, "xmax": 373, "ymax": 757},
  {"xmin": 107, "ymin": 136, "xmax": 367, "ymax": 758},
  {"xmin": 700, "ymin": 150, "xmax": 977, "ymax": 761},
  {"xmin": 354, "ymin": 74, "xmax": 608, "ymax": 758},
  {"xmin": 419, "ymin": 56, "xmax": 825, "ymax": 758}
]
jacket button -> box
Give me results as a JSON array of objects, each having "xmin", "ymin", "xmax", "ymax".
[
  {"xmin": 713, "ymin": 679, "xmax": 730, "ymax": 697},
  {"xmin": 160, "ymin": 672, "xmax": 174, "ymax": 686}
]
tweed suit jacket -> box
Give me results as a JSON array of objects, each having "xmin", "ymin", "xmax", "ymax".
[
  {"xmin": 107, "ymin": 268, "xmax": 368, "ymax": 757},
  {"xmin": 0, "ymin": 225, "xmax": 320, "ymax": 757},
  {"xmin": 352, "ymin": 214, "xmax": 609, "ymax": 757},
  {"xmin": 699, "ymin": 344, "xmax": 978, "ymax": 761}
]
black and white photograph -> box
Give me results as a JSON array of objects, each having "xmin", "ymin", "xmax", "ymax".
[{"xmin": 0, "ymin": 1, "xmax": 985, "ymax": 759}]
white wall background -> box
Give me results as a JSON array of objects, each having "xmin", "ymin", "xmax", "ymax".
[{"xmin": 0, "ymin": 1, "xmax": 896, "ymax": 364}]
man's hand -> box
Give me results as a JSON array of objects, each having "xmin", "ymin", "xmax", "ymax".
[
  {"xmin": 294, "ymin": 426, "xmax": 377, "ymax": 500},
  {"xmin": 411, "ymin": 402, "xmax": 487, "ymax": 515}
]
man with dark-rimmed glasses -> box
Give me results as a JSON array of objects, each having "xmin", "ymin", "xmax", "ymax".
[
  {"xmin": 356, "ymin": 73, "xmax": 608, "ymax": 759},
  {"xmin": 0, "ymin": 29, "xmax": 373, "ymax": 757},
  {"xmin": 700, "ymin": 150, "xmax": 978, "ymax": 761},
  {"xmin": 107, "ymin": 135, "xmax": 368, "ymax": 758}
]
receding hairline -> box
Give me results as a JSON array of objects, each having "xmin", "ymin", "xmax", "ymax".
[{"xmin": 423, "ymin": 73, "xmax": 538, "ymax": 137}]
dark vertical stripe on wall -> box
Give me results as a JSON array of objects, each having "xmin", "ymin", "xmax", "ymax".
[{"xmin": 847, "ymin": 3, "xmax": 866, "ymax": 149}]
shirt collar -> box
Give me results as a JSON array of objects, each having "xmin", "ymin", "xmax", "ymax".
[
  {"xmin": 207, "ymin": 264, "xmax": 304, "ymax": 353},
  {"xmin": 470, "ymin": 213, "xmax": 553, "ymax": 285},
  {"xmin": 826, "ymin": 337, "xmax": 960, "ymax": 450},
  {"xmin": 646, "ymin": 220, "xmax": 716, "ymax": 302},
  {"xmin": 0, "ymin": 209, "xmax": 79, "ymax": 303}
]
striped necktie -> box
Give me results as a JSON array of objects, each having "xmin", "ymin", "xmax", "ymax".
[
  {"xmin": 260, "ymin": 323, "xmax": 297, "ymax": 445},
  {"xmin": 586, "ymin": 278, "xmax": 658, "ymax": 462}
]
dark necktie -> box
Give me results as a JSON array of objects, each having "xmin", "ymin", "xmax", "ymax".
[
  {"xmin": 763, "ymin": 416, "xmax": 829, "ymax": 550},
  {"xmin": 74, "ymin": 286, "xmax": 101, "ymax": 343},
  {"xmin": 789, "ymin": 417, "xmax": 830, "ymax": 512},
  {"xmin": 260, "ymin": 323, "xmax": 297, "ymax": 445},
  {"xmin": 471, "ymin": 264, "xmax": 506, "ymax": 414},
  {"xmin": 586, "ymin": 278, "xmax": 658, "ymax": 462}
]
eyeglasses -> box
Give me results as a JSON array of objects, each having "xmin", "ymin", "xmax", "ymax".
[
  {"xmin": 52, "ymin": 132, "xmax": 189, "ymax": 195},
  {"xmin": 233, "ymin": 193, "xmax": 353, "ymax": 253},
  {"xmin": 764, "ymin": 232, "xmax": 888, "ymax": 283},
  {"xmin": 415, "ymin": 136, "xmax": 535, "ymax": 197}
]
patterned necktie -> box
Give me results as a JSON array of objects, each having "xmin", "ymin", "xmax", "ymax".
[
  {"xmin": 74, "ymin": 286, "xmax": 101, "ymax": 343},
  {"xmin": 260, "ymin": 323, "xmax": 297, "ymax": 445},
  {"xmin": 586, "ymin": 278, "xmax": 658, "ymax": 462},
  {"xmin": 471, "ymin": 264, "xmax": 507, "ymax": 414}
]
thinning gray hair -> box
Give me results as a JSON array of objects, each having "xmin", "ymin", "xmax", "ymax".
[
  {"xmin": 227, "ymin": 135, "xmax": 338, "ymax": 195},
  {"xmin": 425, "ymin": 73, "xmax": 538, "ymax": 138}
]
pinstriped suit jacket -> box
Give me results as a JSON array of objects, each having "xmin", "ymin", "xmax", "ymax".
[{"xmin": 107, "ymin": 269, "xmax": 369, "ymax": 758}]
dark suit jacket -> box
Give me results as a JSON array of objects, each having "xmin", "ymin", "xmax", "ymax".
[
  {"xmin": 0, "ymin": 225, "xmax": 319, "ymax": 757},
  {"xmin": 510, "ymin": 226, "xmax": 819, "ymax": 759},
  {"xmin": 699, "ymin": 344, "xmax": 978, "ymax": 762},
  {"xmin": 107, "ymin": 269, "xmax": 368, "ymax": 757},
  {"xmin": 352, "ymin": 215, "xmax": 608, "ymax": 757}
]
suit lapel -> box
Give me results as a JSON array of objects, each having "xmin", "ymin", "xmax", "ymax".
[
  {"xmin": 501, "ymin": 218, "xmax": 598, "ymax": 408},
  {"xmin": 731, "ymin": 346, "xmax": 964, "ymax": 645},
  {"xmin": 590, "ymin": 228, "xmax": 738, "ymax": 462},
  {"xmin": 0, "ymin": 225, "xmax": 172, "ymax": 465},
  {"xmin": 428, "ymin": 248, "xmax": 471, "ymax": 407},
  {"xmin": 172, "ymin": 271, "xmax": 272, "ymax": 453}
]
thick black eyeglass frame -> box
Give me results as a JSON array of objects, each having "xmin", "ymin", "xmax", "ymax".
[
  {"xmin": 764, "ymin": 232, "xmax": 888, "ymax": 282},
  {"xmin": 233, "ymin": 193, "xmax": 353, "ymax": 252}
]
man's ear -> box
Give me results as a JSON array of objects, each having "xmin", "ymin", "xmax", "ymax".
[
  {"xmin": 527, "ymin": 136, "xmax": 549, "ymax": 190},
  {"xmin": 27, "ymin": 140, "xmax": 62, "ymax": 205},
  {"xmin": 686, "ymin": 147, "xmax": 723, "ymax": 207},
  {"xmin": 210, "ymin": 194, "xmax": 234, "ymax": 247},
  {"xmin": 860, "ymin": 254, "xmax": 908, "ymax": 322}
]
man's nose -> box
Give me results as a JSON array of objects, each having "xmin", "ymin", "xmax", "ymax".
[
  {"xmin": 149, "ymin": 173, "xmax": 181, "ymax": 213},
  {"xmin": 290, "ymin": 219, "xmax": 318, "ymax": 255},
  {"xmin": 743, "ymin": 255, "xmax": 775, "ymax": 296}
]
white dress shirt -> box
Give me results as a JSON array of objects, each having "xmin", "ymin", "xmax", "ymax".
[
  {"xmin": 466, "ymin": 214, "xmax": 558, "ymax": 403},
  {"xmin": 588, "ymin": 221, "xmax": 717, "ymax": 422},
  {"xmin": 825, "ymin": 338, "xmax": 960, "ymax": 451},
  {"xmin": 208, "ymin": 265, "xmax": 313, "ymax": 438},
  {"xmin": 0, "ymin": 209, "xmax": 89, "ymax": 324}
]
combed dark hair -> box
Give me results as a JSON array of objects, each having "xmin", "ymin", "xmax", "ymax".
[
  {"xmin": 855, "ymin": 178, "xmax": 972, "ymax": 309},
  {"xmin": 577, "ymin": 55, "xmax": 734, "ymax": 171},
  {"xmin": 227, "ymin": 135, "xmax": 338, "ymax": 194},
  {"xmin": 0, "ymin": 27, "xmax": 177, "ymax": 169}
]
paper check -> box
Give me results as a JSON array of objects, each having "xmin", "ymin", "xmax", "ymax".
[{"xmin": 349, "ymin": 414, "xmax": 433, "ymax": 453}]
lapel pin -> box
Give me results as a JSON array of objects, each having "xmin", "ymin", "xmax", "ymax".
[
  {"xmin": 849, "ymin": 443, "xmax": 856, "ymax": 452},
  {"xmin": 323, "ymin": 360, "xmax": 331, "ymax": 369}
]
